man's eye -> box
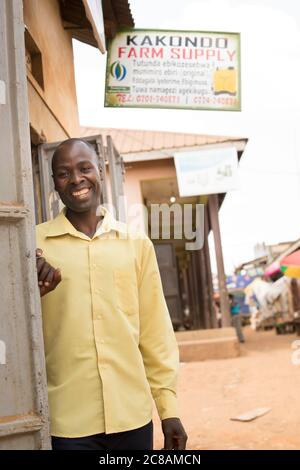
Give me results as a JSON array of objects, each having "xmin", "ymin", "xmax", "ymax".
[
  {"xmin": 58, "ymin": 172, "xmax": 68, "ymax": 178},
  {"xmin": 81, "ymin": 167, "xmax": 91, "ymax": 173}
]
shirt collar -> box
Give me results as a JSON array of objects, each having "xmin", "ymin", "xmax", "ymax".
[{"xmin": 45, "ymin": 206, "xmax": 128, "ymax": 240}]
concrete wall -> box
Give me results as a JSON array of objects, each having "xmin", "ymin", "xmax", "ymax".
[
  {"xmin": 0, "ymin": 0, "xmax": 50, "ymax": 448},
  {"xmin": 175, "ymin": 328, "xmax": 240, "ymax": 362},
  {"xmin": 23, "ymin": 0, "xmax": 80, "ymax": 141}
]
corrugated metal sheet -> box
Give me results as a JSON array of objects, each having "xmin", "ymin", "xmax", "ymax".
[
  {"xmin": 0, "ymin": 0, "xmax": 50, "ymax": 449},
  {"xmin": 80, "ymin": 126, "xmax": 247, "ymax": 158}
]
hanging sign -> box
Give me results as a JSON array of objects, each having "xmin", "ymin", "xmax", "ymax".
[
  {"xmin": 105, "ymin": 29, "xmax": 241, "ymax": 111},
  {"xmin": 174, "ymin": 146, "xmax": 239, "ymax": 196}
]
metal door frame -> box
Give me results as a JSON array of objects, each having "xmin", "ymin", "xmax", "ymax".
[{"xmin": 0, "ymin": 0, "xmax": 50, "ymax": 449}]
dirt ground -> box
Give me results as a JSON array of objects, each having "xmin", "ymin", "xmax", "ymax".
[{"xmin": 153, "ymin": 327, "xmax": 300, "ymax": 450}]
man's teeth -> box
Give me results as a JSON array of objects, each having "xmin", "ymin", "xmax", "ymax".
[{"xmin": 72, "ymin": 188, "xmax": 90, "ymax": 197}]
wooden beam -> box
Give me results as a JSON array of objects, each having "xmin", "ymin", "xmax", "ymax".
[
  {"xmin": 204, "ymin": 205, "xmax": 218, "ymax": 328},
  {"xmin": 197, "ymin": 247, "xmax": 211, "ymax": 329},
  {"xmin": 191, "ymin": 251, "xmax": 204, "ymax": 329},
  {"xmin": 208, "ymin": 194, "xmax": 231, "ymax": 327}
]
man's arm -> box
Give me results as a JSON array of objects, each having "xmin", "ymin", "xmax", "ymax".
[{"xmin": 138, "ymin": 238, "xmax": 187, "ymax": 450}]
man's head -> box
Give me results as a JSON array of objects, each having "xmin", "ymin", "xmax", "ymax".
[{"xmin": 52, "ymin": 138, "xmax": 101, "ymax": 213}]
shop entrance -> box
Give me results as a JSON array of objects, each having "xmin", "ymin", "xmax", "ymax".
[{"xmin": 141, "ymin": 177, "xmax": 217, "ymax": 330}]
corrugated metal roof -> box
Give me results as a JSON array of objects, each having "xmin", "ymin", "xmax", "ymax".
[
  {"xmin": 80, "ymin": 126, "xmax": 247, "ymax": 157},
  {"xmin": 265, "ymin": 239, "xmax": 300, "ymax": 270}
]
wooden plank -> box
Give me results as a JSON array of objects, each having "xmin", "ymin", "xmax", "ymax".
[{"xmin": 208, "ymin": 194, "xmax": 231, "ymax": 327}]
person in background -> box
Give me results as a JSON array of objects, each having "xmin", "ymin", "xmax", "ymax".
[
  {"xmin": 229, "ymin": 293, "xmax": 245, "ymax": 343},
  {"xmin": 214, "ymin": 299, "xmax": 222, "ymax": 328}
]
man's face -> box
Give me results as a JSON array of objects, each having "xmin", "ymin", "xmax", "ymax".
[{"xmin": 52, "ymin": 142, "xmax": 101, "ymax": 213}]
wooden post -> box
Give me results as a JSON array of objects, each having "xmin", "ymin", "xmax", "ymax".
[
  {"xmin": 204, "ymin": 205, "xmax": 218, "ymax": 328},
  {"xmin": 191, "ymin": 251, "xmax": 204, "ymax": 329},
  {"xmin": 187, "ymin": 261, "xmax": 197, "ymax": 329},
  {"xmin": 197, "ymin": 247, "xmax": 211, "ymax": 329},
  {"xmin": 208, "ymin": 194, "xmax": 231, "ymax": 327}
]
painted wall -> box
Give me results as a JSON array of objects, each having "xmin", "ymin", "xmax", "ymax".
[{"xmin": 23, "ymin": 0, "xmax": 80, "ymax": 141}]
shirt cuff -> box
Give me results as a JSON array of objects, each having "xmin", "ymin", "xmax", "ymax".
[{"xmin": 154, "ymin": 390, "xmax": 179, "ymax": 420}]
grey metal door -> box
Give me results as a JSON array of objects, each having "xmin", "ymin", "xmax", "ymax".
[
  {"xmin": 106, "ymin": 135, "xmax": 126, "ymax": 222},
  {"xmin": 0, "ymin": 0, "xmax": 50, "ymax": 449},
  {"xmin": 153, "ymin": 242, "xmax": 183, "ymax": 329}
]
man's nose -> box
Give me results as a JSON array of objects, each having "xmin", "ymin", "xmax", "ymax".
[{"xmin": 69, "ymin": 170, "xmax": 84, "ymax": 185}]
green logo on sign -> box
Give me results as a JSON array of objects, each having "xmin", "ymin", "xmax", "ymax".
[{"xmin": 110, "ymin": 61, "xmax": 127, "ymax": 81}]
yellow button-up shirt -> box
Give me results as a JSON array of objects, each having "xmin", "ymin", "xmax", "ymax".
[{"xmin": 36, "ymin": 207, "xmax": 179, "ymax": 438}]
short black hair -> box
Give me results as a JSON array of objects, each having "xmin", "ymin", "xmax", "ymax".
[{"xmin": 51, "ymin": 138, "xmax": 98, "ymax": 174}]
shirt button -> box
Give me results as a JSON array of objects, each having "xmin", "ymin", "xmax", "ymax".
[{"xmin": 97, "ymin": 314, "xmax": 102, "ymax": 320}]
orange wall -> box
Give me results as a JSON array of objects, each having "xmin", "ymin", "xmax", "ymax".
[{"xmin": 23, "ymin": 0, "xmax": 80, "ymax": 141}]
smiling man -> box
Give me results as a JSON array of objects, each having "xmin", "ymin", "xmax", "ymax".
[{"xmin": 35, "ymin": 138, "xmax": 187, "ymax": 450}]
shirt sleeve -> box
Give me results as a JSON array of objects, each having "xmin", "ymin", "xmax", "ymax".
[{"xmin": 137, "ymin": 237, "xmax": 180, "ymax": 420}]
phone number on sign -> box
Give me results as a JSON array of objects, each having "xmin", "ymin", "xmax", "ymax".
[{"xmin": 115, "ymin": 93, "xmax": 180, "ymax": 104}]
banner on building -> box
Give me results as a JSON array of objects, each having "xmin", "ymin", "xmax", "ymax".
[
  {"xmin": 174, "ymin": 146, "xmax": 239, "ymax": 196},
  {"xmin": 105, "ymin": 29, "xmax": 241, "ymax": 111}
]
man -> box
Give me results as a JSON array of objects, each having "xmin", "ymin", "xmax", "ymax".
[
  {"xmin": 36, "ymin": 138, "xmax": 187, "ymax": 450},
  {"xmin": 229, "ymin": 293, "xmax": 245, "ymax": 343}
]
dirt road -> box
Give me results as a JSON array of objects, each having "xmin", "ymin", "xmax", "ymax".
[{"xmin": 153, "ymin": 328, "xmax": 300, "ymax": 450}]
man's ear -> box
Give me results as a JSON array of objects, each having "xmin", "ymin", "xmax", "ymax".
[{"xmin": 51, "ymin": 174, "xmax": 58, "ymax": 192}]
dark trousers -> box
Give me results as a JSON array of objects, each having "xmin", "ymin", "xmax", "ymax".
[
  {"xmin": 51, "ymin": 421, "xmax": 153, "ymax": 450},
  {"xmin": 232, "ymin": 315, "xmax": 245, "ymax": 343}
]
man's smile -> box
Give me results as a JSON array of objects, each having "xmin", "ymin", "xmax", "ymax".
[{"xmin": 71, "ymin": 187, "xmax": 92, "ymax": 200}]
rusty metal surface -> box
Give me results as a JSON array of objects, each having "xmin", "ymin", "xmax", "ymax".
[
  {"xmin": 0, "ymin": 0, "xmax": 50, "ymax": 449},
  {"xmin": 0, "ymin": 413, "xmax": 43, "ymax": 438}
]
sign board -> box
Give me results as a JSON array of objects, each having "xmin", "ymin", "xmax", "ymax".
[
  {"xmin": 174, "ymin": 147, "xmax": 239, "ymax": 196},
  {"xmin": 105, "ymin": 29, "xmax": 241, "ymax": 111}
]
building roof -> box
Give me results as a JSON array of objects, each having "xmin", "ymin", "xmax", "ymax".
[
  {"xmin": 236, "ymin": 240, "xmax": 300, "ymax": 274},
  {"xmin": 58, "ymin": 0, "xmax": 134, "ymax": 48},
  {"xmin": 265, "ymin": 239, "xmax": 300, "ymax": 268},
  {"xmin": 80, "ymin": 126, "xmax": 248, "ymax": 161}
]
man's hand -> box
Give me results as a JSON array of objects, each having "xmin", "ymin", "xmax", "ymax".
[
  {"xmin": 36, "ymin": 248, "xmax": 61, "ymax": 297},
  {"xmin": 161, "ymin": 417, "xmax": 188, "ymax": 450}
]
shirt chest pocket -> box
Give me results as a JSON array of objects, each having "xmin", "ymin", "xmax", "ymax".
[{"xmin": 114, "ymin": 268, "xmax": 139, "ymax": 316}]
